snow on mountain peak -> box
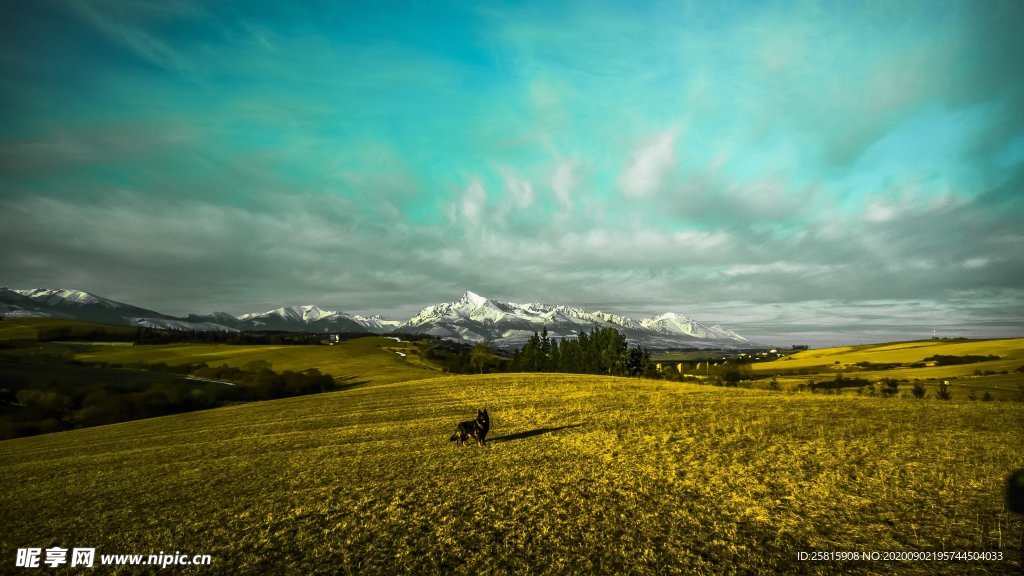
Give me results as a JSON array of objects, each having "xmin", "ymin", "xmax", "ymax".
[
  {"xmin": 461, "ymin": 291, "xmax": 488, "ymax": 307},
  {"xmin": 286, "ymin": 305, "xmax": 338, "ymax": 322},
  {"xmin": 639, "ymin": 312, "xmax": 748, "ymax": 342},
  {"xmin": 15, "ymin": 288, "xmax": 113, "ymax": 307},
  {"xmin": 243, "ymin": 304, "xmax": 342, "ymax": 323},
  {"xmin": 4, "ymin": 286, "xmax": 750, "ymax": 347}
]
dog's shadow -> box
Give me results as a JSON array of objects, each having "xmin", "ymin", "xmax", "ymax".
[{"xmin": 489, "ymin": 423, "xmax": 584, "ymax": 443}]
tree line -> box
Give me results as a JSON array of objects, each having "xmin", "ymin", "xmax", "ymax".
[
  {"xmin": 442, "ymin": 327, "xmax": 657, "ymax": 378},
  {"xmin": 0, "ymin": 359, "xmax": 335, "ymax": 440}
]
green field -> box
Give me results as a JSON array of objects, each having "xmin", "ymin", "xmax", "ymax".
[
  {"xmin": 72, "ymin": 336, "xmax": 440, "ymax": 387},
  {"xmin": 0, "ymin": 318, "xmax": 138, "ymax": 342},
  {"xmin": 0, "ymin": 318, "xmax": 441, "ymax": 387},
  {"xmin": 1, "ymin": 373, "xmax": 1021, "ymax": 574}
]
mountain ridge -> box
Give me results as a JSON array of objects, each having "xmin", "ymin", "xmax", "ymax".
[{"xmin": 0, "ymin": 287, "xmax": 750, "ymax": 349}]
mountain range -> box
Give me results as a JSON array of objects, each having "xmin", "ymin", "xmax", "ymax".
[{"xmin": 0, "ymin": 287, "xmax": 750, "ymax": 349}]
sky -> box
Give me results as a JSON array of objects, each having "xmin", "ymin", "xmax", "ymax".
[{"xmin": 1, "ymin": 0, "xmax": 1022, "ymax": 346}]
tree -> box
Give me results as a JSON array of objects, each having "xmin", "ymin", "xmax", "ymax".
[
  {"xmin": 470, "ymin": 344, "xmax": 490, "ymax": 374},
  {"xmin": 935, "ymin": 380, "xmax": 953, "ymax": 400},
  {"xmin": 540, "ymin": 327, "xmax": 551, "ymax": 369},
  {"xmin": 911, "ymin": 382, "xmax": 926, "ymax": 399}
]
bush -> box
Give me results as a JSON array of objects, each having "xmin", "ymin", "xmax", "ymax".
[
  {"xmin": 912, "ymin": 383, "xmax": 926, "ymax": 399},
  {"xmin": 924, "ymin": 354, "xmax": 999, "ymax": 366},
  {"xmin": 936, "ymin": 381, "xmax": 953, "ymax": 401},
  {"xmin": 880, "ymin": 378, "xmax": 900, "ymax": 398}
]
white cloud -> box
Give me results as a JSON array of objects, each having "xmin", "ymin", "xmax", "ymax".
[
  {"xmin": 459, "ymin": 180, "xmax": 487, "ymax": 223},
  {"xmin": 724, "ymin": 261, "xmax": 811, "ymax": 277},
  {"xmin": 865, "ymin": 200, "xmax": 898, "ymax": 223},
  {"xmin": 550, "ymin": 161, "xmax": 576, "ymax": 208},
  {"xmin": 619, "ymin": 129, "xmax": 678, "ymax": 199},
  {"xmin": 963, "ymin": 257, "xmax": 990, "ymax": 269},
  {"xmin": 672, "ymin": 230, "xmax": 729, "ymax": 251},
  {"xmin": 502, "ymin": 172, "xmax": 535, "ymax": 209}
]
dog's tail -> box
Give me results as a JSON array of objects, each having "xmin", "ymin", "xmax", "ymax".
[{"xmin": 449, "ymin": 433, "xmax": 458, "ymax": 442}]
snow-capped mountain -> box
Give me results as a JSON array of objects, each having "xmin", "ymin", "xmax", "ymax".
[
  {"xmin": 231, "ymin": 305, "xmax": 367, "ymax": 333},
  {"xmin": 353, "ymin": 314, "xmax": 404, "ymax": 333},
  {"xmin": 1, "ymin": 287, "xmax": 225, "ymax": 330},
  {"xmin": 639, "ymin": 312, "xmax": 749, "ymax": 343},
  {"xmin": 188, "ymin": 305, "xmax": 399, "ymax": 334},
  {"xmin": 396, "ymin": 291, "xmax": 749, "ymax": 349},
  {"xmin": 0, "ymin": 288, "xmax": 50, "ymax": 318},
  {"xmin": 1, "ymin": 287, "xmax": 750, "ymax": 348}
]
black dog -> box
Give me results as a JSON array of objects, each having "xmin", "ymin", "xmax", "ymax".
[{"xmin": 449, "ymin": 408, "xmax": 490, "ymax": 446}]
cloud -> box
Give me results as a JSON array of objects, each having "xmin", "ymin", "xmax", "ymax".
[
  {"xmin": 619, "ymin": 129, "xmax": 678, "ymax": 199},
  {"xmin": 963, "ymin": 258, "xmax": 990, "ymax": 269},
  {"xmin": 549, "ymin": 161, "xmax": 576, "ymax": 208},
  {"xmin": 501, "ymin": 171, "xmax": 535, "ymax": 209},
  {"xmin": 724, "ymin": 262, "xmax": 817, "ymax": 278},
  {"xmin": 69, "ymin": 0, "xmax": 198, "ymax": 76},
  {"xmin": 865, "ymin": 201, "xmax": 898, "ymax": 223},
  {"xmin": 458, "ymin": 180, "xmax": 487, "ymax": 223},
  {"xmin": 2, "ymin": 2, "xmax": 1023, "ymax": 343}
]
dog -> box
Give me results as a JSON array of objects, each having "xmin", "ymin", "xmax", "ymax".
[{"xmin": 449, "ymin": 408, "xmax": 490, "ymax": 446}]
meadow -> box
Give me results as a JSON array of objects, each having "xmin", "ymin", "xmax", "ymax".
[
  {"xmin": 1, "ymin": 372, "xmax": 1021, "ymax": 574},
  {"xmin": 0, "ymin": 318, "xmax": 440, "ymax": 388},
  {"xmin": 744, "ymin": 338, "xmax": 1024, "ymax": 400},
  {"xmin": 70, "ymin": 336, "xmax": 439, "ymax": 387},
  {"xmin": 753, "ymin": 338, "xmax": 1024, "ymax": 375}
]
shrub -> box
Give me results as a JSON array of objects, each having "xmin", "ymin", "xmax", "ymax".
[
  {"xmin": 912, "ymin": 383, "xmax": 926, "ymax": 399},
  {"xmin": 936, "ymin": 381, "xmax": 953, "ymax": 401},
  {"xmin": 924, "ymin": 354, "xmax": 999, "ymax": 366}
]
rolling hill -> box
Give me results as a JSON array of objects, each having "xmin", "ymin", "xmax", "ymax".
[
  {"xmin": 0, "ymin": 372, "xmax": 1019, "ymax": 574},
  {"xmin": 754, "ymin": 338, "xmax": 1024, "ymax": 381}
]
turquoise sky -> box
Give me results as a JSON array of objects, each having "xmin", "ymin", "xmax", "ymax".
[{"xmin": 1, "ymin": 0, "xmax": 1022, "ymax": 343}]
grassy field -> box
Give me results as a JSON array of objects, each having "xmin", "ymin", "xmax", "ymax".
[
  {"xmin": 0, "ymin": 318, "xmax": 441, "ymax": 387},
  {"xmin": 71, "ymin": 336, "xmax": 440, "ymax": 387},
  {"xmin": 745, "ymin": 338, "xmax": 1024, "ymax": 400},
  {"xmin": 754, "ymin": 338, "xmax": 1024, "ymax": 375},
  {"xmin": 0, "ymin": 318, "xmax": 139, "ymax": 342},
  {"xmin": 1, "ymin": 373, "xmax": 1020, "ymax": 574}
]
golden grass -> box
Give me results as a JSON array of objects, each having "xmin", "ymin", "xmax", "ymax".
[
  {"xmin": 755, "ymin": 338, "xmax": 1024, "ymax": 375},
  {"xmin": 72, "ymin": 336, "xmax": 441, "ymax": 386},
  {"xmin": 0, "ymin": 373, "xmax": 1020, "ymax": 574}
]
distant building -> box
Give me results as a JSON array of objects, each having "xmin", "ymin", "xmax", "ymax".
[{"xmin": 329, "ymin": 334, "xmax": 341, "ymax": 345}]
